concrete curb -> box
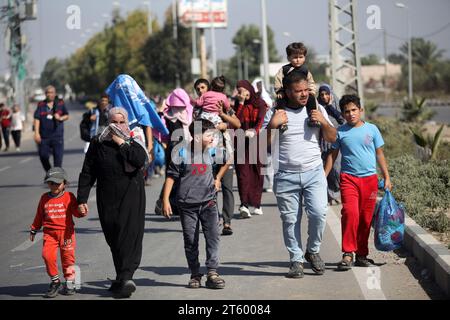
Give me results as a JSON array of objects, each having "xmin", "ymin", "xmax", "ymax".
[{"xmin": 402, "ymin": 213, "xmax": 450, "ymax": 298}]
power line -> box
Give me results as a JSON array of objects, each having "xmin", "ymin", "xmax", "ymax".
[
  {"xmin": 360, "ymin": 33, "xmax": 383, "ymax": 48},
  {"xmin": 420, "ymin": 22, "xmax": 450, "ymax": 38},
  {"xmin": 385, "ymin": 21, "xmax": 450, "ymax": 42}
]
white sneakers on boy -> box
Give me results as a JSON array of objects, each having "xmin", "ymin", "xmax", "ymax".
[
  {"xmin": 253, "ymin": 207, "xmax": 264, "ymax": 216},
  {"xmin": 239, "ymin": 205, "xmax": 251, "ymax": 219}
]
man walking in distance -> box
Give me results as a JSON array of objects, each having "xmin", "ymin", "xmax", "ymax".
[{"xmin": 34, "ymin": 86, "xmax": 69, "ymax": 172}]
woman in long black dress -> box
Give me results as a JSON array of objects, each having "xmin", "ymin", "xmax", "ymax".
[{"xmin": 77, "ymin": 107, "xmax": 147, "ymax": 298}]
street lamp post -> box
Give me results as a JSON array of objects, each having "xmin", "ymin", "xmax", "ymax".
[
  {"xmin": 235, "ymin": 45, "xmax": 243, "ymax": 81},
  {"xmin": 142, "ymin": 1, "xmax": 152, "ymax": 35},
  {"xmin": 209, "ymin": 0, "xmax": 217, "ymax": 77},
  {"xmin": 395, "ymin": 2, "xmax": 413, "ymax": 100},
  {"xmin": 260, "ymin": 0, "xmax": 270, "ymax": 91}
]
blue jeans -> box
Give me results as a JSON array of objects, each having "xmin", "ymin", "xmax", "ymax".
[{"xmin": 273, "ymin": 165, "xmax": 328, "ymax": 263}]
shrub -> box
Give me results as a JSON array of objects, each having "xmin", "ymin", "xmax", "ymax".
[
  {"xmin": 388, "ymin": 155, "xmax": 450, "ymax": 233},
  {"xmin": 372, "ymin": 118, "xmax": 416, "ymax": 158}
]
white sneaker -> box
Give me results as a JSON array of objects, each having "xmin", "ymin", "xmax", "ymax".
[
  {"xmin": 265, "ymin": 188, "xmax": 273, "ymax": 193},
  {"xmin": 253, "ymin": 207, "xmax": 264, "ymax": 215},
  {"xmin": 239, "ymin": 205, "xmax": 251, "ymax": 218},
  {"xmin": 16, "ymin": 148, "xmax": 21, "ymax": 152}
]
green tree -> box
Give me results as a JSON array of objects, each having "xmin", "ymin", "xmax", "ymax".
[
  {"xmin": 400, "ymin": 38, "xmax": 444, "ymax": 70},
  {"xmin": 142, "ymin": 22, "xmax": 192, "ymax": 94},
  {"xmin": 40, "ymin": 58, "xmax": 69, "ymax": 93},
  {"xmin": 223, "ymin": 24, "xmax": 279, "ymax": 85},
  {"xmin": 64, "ymin": 10, "xmax": 154, "ymax": 97},
  {"xmin": 361, "ymin": 54, "xmax": 381, "ymax": 66},
  {"xmin": 395, "ymin": 38, "xmax": 446, "ymax": 92}
]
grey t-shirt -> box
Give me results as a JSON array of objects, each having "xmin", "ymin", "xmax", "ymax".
[
  {"xmin": 166, "ymin": 150, "xmax": 216, "ymax": 204},
  {"xmin": 263, "ymin": 104, "xmax": 334, "ymax": 173}
]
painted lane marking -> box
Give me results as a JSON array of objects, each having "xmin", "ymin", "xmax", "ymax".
[
  {"xmin": 326, "ymin": 206, "xmax": 387, "ymax": 300},
  {"xmin": 19, "ymin": 157, "xmax": 33, "ymax": 164},
  {"xmin": 11, "ymin": 233, "xmax": 43, "ymax": 252}
]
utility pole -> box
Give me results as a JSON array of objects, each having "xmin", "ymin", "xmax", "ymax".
[
  {"xmin": 209, "ymin": 0, "xmax": 217, "ymax": 77},
  {"xmin": 383, "ymin": 29, "xmax": 388, "ymax": 101},
  {"xmin": 329, "ymin": 0, "xmax": 364, "ymax": 104},
  {"xmin": 260, "ymin": 0, "xmax": 270, "ymax": 90},
  {"xmin": 172, "ymin": 0, "xmax": 181, "ymax": 87},
  {"xmin": 143, "ymin": 1, "xmax": 152, "ymax": 35},
  {"xmin": 1, "ymin": 0, "xmax": 37, "ymax": 115}
]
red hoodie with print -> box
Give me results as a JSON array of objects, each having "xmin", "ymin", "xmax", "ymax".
[{"xmin": 31, "ymin": 191, "xmax": 82, "ymax": 232}]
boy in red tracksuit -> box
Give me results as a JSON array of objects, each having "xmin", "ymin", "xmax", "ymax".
[
  {"xmin": 30, "ymin": 167, "xmax": 86, "ymax": 298},
  {"xmin": 324, "ymin": 95, "xmax": 392, "ymax": 270}
]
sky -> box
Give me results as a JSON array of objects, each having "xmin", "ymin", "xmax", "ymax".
[{"xmin": 1, "ymin": 0, "xmax": 450, "ymax": 78}]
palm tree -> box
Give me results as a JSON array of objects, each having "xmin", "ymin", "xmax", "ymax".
[{"xmin": 400, "ymin": 38, "xmax": 444, "ymax": 70}]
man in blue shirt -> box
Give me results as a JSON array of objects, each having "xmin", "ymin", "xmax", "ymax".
[{"xmin": 34, "ymin": 86, "xmax": 69, "ymax": 172}]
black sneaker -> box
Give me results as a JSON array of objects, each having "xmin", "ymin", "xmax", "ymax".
[
  {"xmin": 44, "ymin": 280, "xmax": 61, "ymax": 298},
  {"xmin": 108, "ymin": 280, "xmax": 122, "ymax": 293},
  {"xmin": 355, "ymin": 255, "xmax": 372, "ymax": 267},
  {"xmin": 114, "ymin": 280, "xmax": 136, "ymax": 299},
  {"xmin": 305, "ymin": 252, "xmax": 325, "ymax": 275},
  {"xmin": 154, "ymin": 199, "xmax": 163, "ymax": 215},
  {"xmin": 62, "ymin": 281, "xmax": 76, "ymax": 296},
  {"xmin": 286, "ymin": 261, "xmax": 304, "ymax": 278}
]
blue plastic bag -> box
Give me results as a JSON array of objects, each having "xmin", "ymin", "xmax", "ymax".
[
  {"xmin": 153, "ymin": 139, "xmax": 165, "ymax": 168},
  {"xmin": 373, "ymin": 189, "xmax": 405, "ymax": 251}
]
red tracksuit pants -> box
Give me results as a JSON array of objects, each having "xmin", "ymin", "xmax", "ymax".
[
  {"xmin": 42, "ymin": 229, "xmax": 76, "ymax": 281},
  {"xmin": 340, "ymin": 173, "xmax": 378, "ymax": 256}
]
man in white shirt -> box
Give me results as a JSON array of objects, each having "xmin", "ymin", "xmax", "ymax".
[{"xmin": 263, "ymin": 72, "xmax": 336, "ymax": 278}]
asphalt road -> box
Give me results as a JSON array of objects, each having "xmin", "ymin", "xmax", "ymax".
[{"xmin": 0, "ymin": 103, "xmax": 446, "ymax": 300}]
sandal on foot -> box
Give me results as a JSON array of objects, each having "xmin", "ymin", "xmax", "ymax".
[
  {"xmin": 222, "ymin": 225, "xmax": 233, "ymax": 236},
  {"xmin": 188, "ymin": 274, "xmax": 203, "ymax": 289},
  {"xmin": 337, "ymin": 253, "xmax": 353, "ymax": 271},
  {"xmin": 206, "ymin": 271, "xmax": 225, "ymax": 289}
]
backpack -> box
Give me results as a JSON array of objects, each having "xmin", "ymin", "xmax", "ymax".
[{"xmin": 79, "ymin": 111, "xmax": 92, "ymax": 142}]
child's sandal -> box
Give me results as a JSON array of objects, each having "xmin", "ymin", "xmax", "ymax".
[
  {"xmin": 206, "ymin": 271, "xmax": 225, "ymax": 289},
  {"xmin": 337, "ymin": 253, "xmax": 354, "ymax": 271},
  {"xmin": 188, "ymin": 273, "xmax": 203, "ymax": 289}
]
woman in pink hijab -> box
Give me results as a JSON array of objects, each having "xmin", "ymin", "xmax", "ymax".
[{"xmin": 154, "ymin": 89, "xmax": 194, "ymax": 216}]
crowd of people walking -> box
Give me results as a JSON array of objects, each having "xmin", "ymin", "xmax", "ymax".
[{"xmin": 16, "ymin": 42, "xmax": 393, "ymax": 299}]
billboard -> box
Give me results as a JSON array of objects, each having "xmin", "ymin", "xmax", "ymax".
[{"xmin": 178, "ymin": 0, "xmax": 228, "ymax": 29}]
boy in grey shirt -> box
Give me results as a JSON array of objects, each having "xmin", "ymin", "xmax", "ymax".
[{"xmin": 163, "ymin": 119, "xmax": 229, "ymax": 289}]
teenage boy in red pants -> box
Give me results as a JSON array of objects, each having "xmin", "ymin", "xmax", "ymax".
[
  {"xmin": 325, "ymin": 95, "xmax": 392, "ymax": 270},
  {"xmin": 30, "ymin": 167, "xmax": 86, "ymax": 298}
]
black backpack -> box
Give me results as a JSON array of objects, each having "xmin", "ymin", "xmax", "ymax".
[{"xmin": 79, "ymin": 111, "xmax": 92, "ymax": 142}]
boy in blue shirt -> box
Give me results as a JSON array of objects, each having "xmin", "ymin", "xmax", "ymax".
[{"xmin": 324, "ymin": 95, "xmax": 392, "ymax": 270}]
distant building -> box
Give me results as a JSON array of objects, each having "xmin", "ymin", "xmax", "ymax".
[
  {"xmin": 325, "ymin": 62, "xmax": 402, "ymax": 92},
  {"xmin": 361, "ymin": 63, "xmax": 402, "ymax": 91}
]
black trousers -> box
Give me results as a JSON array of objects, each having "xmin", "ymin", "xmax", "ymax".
[
  {"xmin": 1, "ymin": 127, "xmax": 10, "ymax": 149},
  {"xmin": 11, "ymin": 130, "xmax": 21, "ymax": 148}
]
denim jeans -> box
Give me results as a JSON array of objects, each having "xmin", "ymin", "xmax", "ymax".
[
  {"xmin": 273, "ymin": 165, "xmax": 328, "ymax": 263},
  {"xmin": 179, "ymin": 200, "xmax": 220, "ymax": 275}
]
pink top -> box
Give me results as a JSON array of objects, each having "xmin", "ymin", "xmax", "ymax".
[{"xmin": 195, "ymin": 91, "xmax": 230, "ymax": 115}]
